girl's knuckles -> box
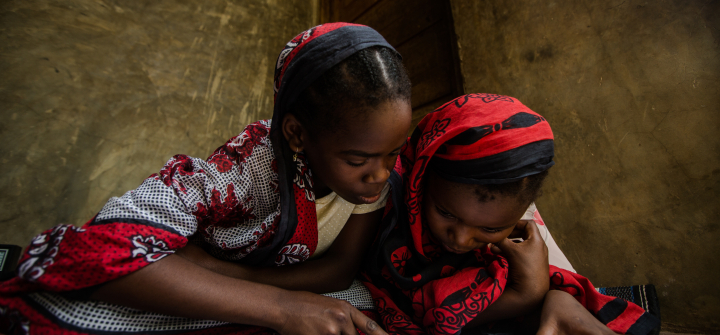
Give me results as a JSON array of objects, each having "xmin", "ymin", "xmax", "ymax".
[{"xmin": 328, "ymin": 309, "xmax": 349, "ymax": 323}]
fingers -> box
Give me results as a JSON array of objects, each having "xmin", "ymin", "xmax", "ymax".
[
  {"xmin": 521, "ymin": 219, "xmax": 540, "ymax": 240},
  {"xmin": 501, "ymin": 221, "xmax": 537, "ymax": 245},
  {"xmin": 507, "ymin": 220, "xmax": 529, "ymax": 239},
  {"xmin": 350, "ymin": 307, "xmax": 387, "ymax": 335},
  {"xmin": 321, "ymin": 303, "xmax": 356, "ymax": 335},
  {"xmin": 323, "ymin": 301, "xmax": 357, "ymax": 335},
  {"xmin": 492, "ymin": 235, "xmax": 515, "ymax": 253},
  {"xmin": 490, "ymin": 220, "xmax": 546, "ymax": 257},
  {"xmin": 515, "ymin": 220, "xmax": 529, "ymax": 232},
  {"xmin": 522, "ymin": 221, "xmax": 548, "ymax": 258}
]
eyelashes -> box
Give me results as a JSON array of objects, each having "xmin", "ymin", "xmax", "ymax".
[
  {"xmin": 436, "ymin": 206, "xmax": 455, "ymax": 219},
  {"xmin": 435, "ymin": 205, "xmax": 504, "ymax": 233},
  {"xmin": 346, "ymin": 152, "xmax": 399, "ymax": 168}
]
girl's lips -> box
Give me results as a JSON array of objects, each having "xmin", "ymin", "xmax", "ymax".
[{"xmin": 358, "ymin": 192, "xmax": 382, "ymax": 204}]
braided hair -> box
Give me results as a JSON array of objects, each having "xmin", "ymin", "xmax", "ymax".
[{"xmin": 291, "ymin": 46, "xmax": 411, "ymax": 137}]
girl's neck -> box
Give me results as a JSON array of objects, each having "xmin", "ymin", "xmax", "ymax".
[{"xmin": 313, "ymin": 180, "xmax": 332, "ymax": 199}]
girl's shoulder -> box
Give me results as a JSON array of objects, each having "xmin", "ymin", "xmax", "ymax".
[
  {"xmin": 236, "ymin": 119, "xmax": 273, "ymax": 142},
  {"xmin": 218, "ymin": 120, "xmax": 274, "ymax": 156},
  {"xmin": 203, "ymin": 119, "xmax": 276, "ymax": 176}
]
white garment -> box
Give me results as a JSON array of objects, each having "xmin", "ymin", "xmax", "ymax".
[
  {"xmin": 521, "ymin": 203, "xmax": 576, "ymax": 272},
  {"xmin": 310, "ymin": 183, "xmax": 391, "ymax": 258}
]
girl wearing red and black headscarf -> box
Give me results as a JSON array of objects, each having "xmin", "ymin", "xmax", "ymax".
[
  {"xmin": 362, "ymin": 93, "xmax": 660, "ymax": 334},
  {"xmin": 0, "ymin": 23, "xmax": 410, "ymax": 335}
]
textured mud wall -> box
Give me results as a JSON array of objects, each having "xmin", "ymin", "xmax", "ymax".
[
  {"xmin": 0, "ymin": 1, "xmax": 315, "ymax": 246},
  {"xmin": 450, "ymin": 0, "xmax": 719, "ymax": 331}
]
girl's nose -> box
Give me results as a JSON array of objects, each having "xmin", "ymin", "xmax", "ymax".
[
  {"xmin": 362, "ymin": 159, "xmax": 390, "ymax": 184},
  {"xmin": 449, "ymin": 226, "xmax": 476, "ymax": 249}
]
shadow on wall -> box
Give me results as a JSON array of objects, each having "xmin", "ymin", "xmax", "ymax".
[
  {"xmin": 449, "ymin": 0, "xmax": 719, "ymax": 332},
  {"xmin": 0, "ymin": 1, "xmax": 315, "ymax": 246}
]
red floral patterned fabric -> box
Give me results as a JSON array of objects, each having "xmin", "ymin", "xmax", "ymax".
[{"xmin": 362, "ymin": 94, "xmax": 660, "ymax": 334}]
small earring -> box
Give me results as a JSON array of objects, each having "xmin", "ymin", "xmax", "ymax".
[{"xmin": 293, "ymin": 148, "xmax": 298, "ymax": 161}]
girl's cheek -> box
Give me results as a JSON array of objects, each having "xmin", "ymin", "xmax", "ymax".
[
  {"xmin": 427, "ymin": 216, "xmax": 446, "ymax": 238},
  {"xmin": 385, "ymin": 155, "xmax": 398, "ymax": 169}
]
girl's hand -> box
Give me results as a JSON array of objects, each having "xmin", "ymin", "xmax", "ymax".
[
  {"xmin": 278, "ymin": 291, "xmax": 387, "ymax": 335},
  {"xmin": 489, "ymin": 220, "xmax": 549, "ymax": 301},
  {"xmin": 92, "ymin": 254, "xmax": 385, "ymax": 335},
  {"xmin": 537, "ymin": 290, "xmax": 618, "ymax": 335},
  {"xmin": 467, "ymin": 221, "xmax": 550, "ymax": 328}
]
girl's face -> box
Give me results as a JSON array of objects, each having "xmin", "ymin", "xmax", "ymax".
[
  {"xmin": 423, "ymin": 171, "xmax": 528, "ymax": 254},
  {"xmin": 302, "ymin": 99, "xmax": 412, "ymax": 205}
]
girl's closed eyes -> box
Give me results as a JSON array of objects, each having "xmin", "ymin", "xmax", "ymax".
[{"xmin": 424, "ymin": 170, "xmax": 526, "ymax": 253}]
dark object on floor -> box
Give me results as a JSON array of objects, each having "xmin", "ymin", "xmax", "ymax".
[
  {"xmin": 598, "ymin": 285, "xmax": 661, "ymax": 322},
  {"xmin": 0, "ymin": 244, "xmax": 22, "ymax": 281},
  {"xmin": 598, "ymin": 285, "xmax": 661, "ymax": 335}
]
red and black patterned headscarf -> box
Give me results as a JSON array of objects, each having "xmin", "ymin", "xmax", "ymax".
[
  {"xmin": 362, "ymin": 94, "xmax": 659, "ymax": 334},
  {"xmin": 403, "ymin": 93, "xmax": 554, "ymax": 258}
]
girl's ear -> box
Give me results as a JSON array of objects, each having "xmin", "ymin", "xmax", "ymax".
[{"xmin": 282, "ymin": 114, "xmax": 305, "ymax": 152}]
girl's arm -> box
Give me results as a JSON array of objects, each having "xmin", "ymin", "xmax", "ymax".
[
  {"xmin": 466, "ymin": 220, "xmax": 550, "ymax": 327},
  {"xmin": 175, "ymin": 209, "xmax": 384, "ymax": 293},
  {"xmin": 90, "ymin": 253, "xmax": 386, "ymax": 335},
  {"xmin": 537, "ymin": 290, "xmax": 618, "ymax": 335}
]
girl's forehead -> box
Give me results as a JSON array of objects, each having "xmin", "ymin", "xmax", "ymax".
[
  {"xmin": 323, "ymin": 100, "xmax": 411, "ymax": 151},
  {"xmin": 426, "ymin": 171, "xmax": 471, "ymax": 197},
  {"xmin": 427, "ymin": 172, "xmax": 525, "ymax": 226}
]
